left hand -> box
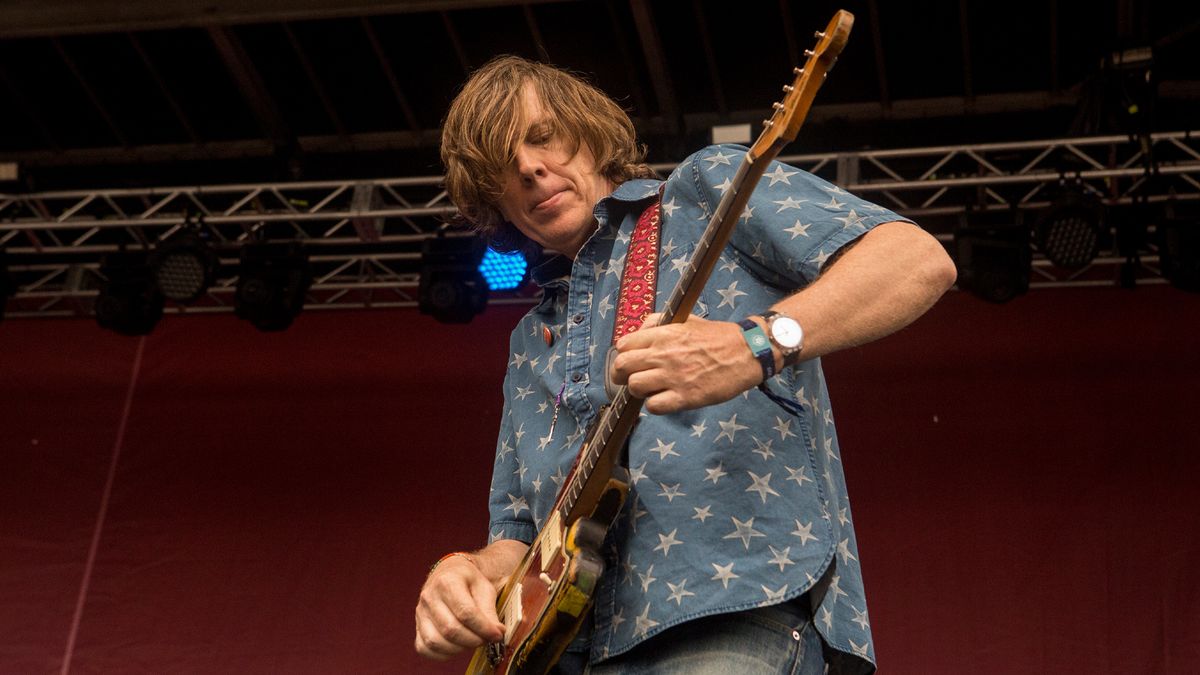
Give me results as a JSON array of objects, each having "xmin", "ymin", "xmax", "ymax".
[{"xmin": 610, "ymin": 313, "xmax": 762, "ymax": 414}]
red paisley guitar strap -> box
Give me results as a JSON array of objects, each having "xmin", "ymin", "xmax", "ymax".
[{"xmin": 611, "ymin": 195, "xmax": 662, "ymax": 343}]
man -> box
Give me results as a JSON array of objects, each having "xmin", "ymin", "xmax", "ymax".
[{"xmin": 416, "ymin": 55, "xmax": 956, "ymax": 674}]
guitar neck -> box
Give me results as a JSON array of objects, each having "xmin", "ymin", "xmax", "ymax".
[{"xmin": 554, "ymin": 148, "xmax": 780, "ymax": 522}]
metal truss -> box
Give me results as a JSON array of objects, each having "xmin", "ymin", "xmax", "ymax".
[{"xmin": 2, "ymin": 130, "xmax": 1198, "ymax": 319}]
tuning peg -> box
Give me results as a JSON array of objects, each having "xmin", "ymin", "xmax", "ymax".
[
  {"xmin": 762, "ymin": 119, "xmax": 775, "ymax": 128},
  {"xmin": 782, "ymin": 84, "xmax": 794, "ymax": 93},
  {"xmin": 814, "ymin": 30, "xmax": 826, "ymax": 39},
  {"xmin": 804, "ymin": 49, "xmax": 815, "ymax": 57},
  {"xmin": 793, "ymin": 67, "xmax": 804, "ymax": 75},
  {"xmin": 772, "ymin": 102, "xmax": 785, "ymax": 111}
]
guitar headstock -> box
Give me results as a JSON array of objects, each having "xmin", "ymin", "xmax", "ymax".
[{"xmin": 749, "ymin": 9, "xmax": 854, "ymax": 160}]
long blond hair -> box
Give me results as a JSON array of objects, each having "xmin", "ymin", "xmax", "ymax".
[{"xmin": 441, "ymin": 55, "xmax": 654, "ymax": 254}]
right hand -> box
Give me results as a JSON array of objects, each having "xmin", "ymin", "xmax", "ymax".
[{"xmin": 414, "ymin": 553, "xmax": 507, "ymax": 661}]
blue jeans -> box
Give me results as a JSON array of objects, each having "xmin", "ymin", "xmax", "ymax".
[{"xmin": 568, "ymin": 599, "xmax": 826, "ymax": 675}]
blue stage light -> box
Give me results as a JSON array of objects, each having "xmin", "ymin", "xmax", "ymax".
[{"xmin": 478, "ymin": 248, "xmax": 527, "ymax": 291}]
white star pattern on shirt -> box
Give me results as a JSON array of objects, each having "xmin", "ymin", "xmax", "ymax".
[
  {"xmin": 762, "ymin": 584, "xmax": 789, "ymax": 603},
  {"xmin": 670, "ymin": 254, "xmax": 691, "ymax": 275},
  {"xmin": 654, "ymin": 528, "xmax": 684, "ymax": 556},
  {"xmin": 715, "ymin": 413, "xmax": 748, "ymax": 443},
  {"xmin": 703, "ymin": 150, "xmax": 735, "ymax": 168},
  {"xmin": 791, "ymin": 519, "xmax": 819, "ymax": 546},
  {"xmin": 666, "ymin": 579, "xmax": 695, "ymax": 605},
  {"xmin": 633, "ymin": 603, "xmax": 659, "ymax": 638},
  {"xmin": 722, "ymin": 516, "xmax": 766, "ymax": 549},
  {"xmin": 486, "ymin": 147, "xmax": 900, "ymax": 664},
  {"xmin": 716, "ymin": 281, "xmax": 747, "ymax": 309},
  {"xmin": 767, "ymin": 545, "xmax": 795, "ymax": 572},
  {"xmin": 838, "ymin": 538, "xmax": 859, "ymax": 564},
  {"xmin": 750, "ymin": 436, "xmax": 775, "ymax": 461},
  {"xmin": 773, "ymin": 196, "xmax": 808, "ymax": 212},
  {"xmin": 783, "ymin": 220, "xmax": 811, "ymax": 239},
  {"xmin": 835, "ymin": 209, "xmax": 865, "ymax": 229},
  {"xmin": 638, "ymin": 565, "xmax": 657, "ymax": 593},
  {"xmin": 503, "ymin": 493, "xmax": 528, "ymax": 517},
  {"xmin": 785, "ymin": 465, "xmax": 812, "ymax": 486},
  {"xmin": 649, "ymin": 438, "xmax": 679, "ymax": 460},
  {"xmin": 711, "ymin": 562, "xmax": 739, "ymax": 589},
  {"xmin": 704, "ymin": 462, "xmax": 728, "ymax": 484},
  {"xmin": 745, "ymin": 471, "xmax": 781, "ymax": 503},
  {"xmin": 658, "ymin": 482, "xmax": 686, "ymax": 502},
  {"xmin": 820, "ymin": 606, "xmax": 834, "ymax": 630},
  {"xmin": 774, "ymin": 416, "xmax": 797, "ymax": 440},
  {"xmin": 850, "ymin": 640, "xmax": 871, "ymax": 658},
  {"xmin": 764, "ymin": 164, "xmax": 799, "ymax": 186}
]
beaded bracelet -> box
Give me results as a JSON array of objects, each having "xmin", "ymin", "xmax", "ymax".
[{"xmin": 428, "ymin": 551, "xmax": 476, "ymax": 575}]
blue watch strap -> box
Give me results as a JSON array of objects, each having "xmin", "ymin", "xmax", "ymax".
[{"xmin": 738, "ymin": 319, "xmax": 775, "ymax": 381}]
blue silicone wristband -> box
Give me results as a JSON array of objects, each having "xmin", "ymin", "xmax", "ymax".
[{"xmin": 738, "ymin": 319, "xmax": 776, "ymax": 381}]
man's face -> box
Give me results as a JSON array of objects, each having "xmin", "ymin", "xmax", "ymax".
[{"xmin": 495, "ymin": 84, "xmax": 615, "ymax": 259}]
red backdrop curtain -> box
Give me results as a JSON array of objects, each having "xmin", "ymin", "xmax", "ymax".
[{"xmin": 1, "ymin": 286, "xmax": 1197, "ymax": 674}]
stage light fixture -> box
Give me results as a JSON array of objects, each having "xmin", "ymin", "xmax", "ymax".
[
  {"xmin": 95, "ymin": 249, "xmax": 164, "ymax": 335},
  {"xmin": 0, "ymin": 249, "xmax": 15, "ymax": 321},
  {"xmin": 1035, "ymin": 191, "xmax": 1106, "ymax": 269},
  {"xmin": 234, "ymin": 241, "xmax": 312, "ymax": 331},
  {"xmin": 419, "ymin": 234, "xmax": 487, "ymax": 324},
  {"xmin": 478, "ymin": 247, "xmax": 528, "ymax": 291},
  {"xmin": 150, "ymin": 231, "xmax": 219, "ymax": 303},
  {"xmin": 1158, "ymin": 219, "xmax": 1200, "ymax": 293},
  {"xmin": 954, "ymin": 224, "xmax": 1031, "ymax": 303}
]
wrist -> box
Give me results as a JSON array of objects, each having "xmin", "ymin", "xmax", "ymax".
[{"xmin": 428, "ymin": 551, "xmax": 477, "ymax": 577}]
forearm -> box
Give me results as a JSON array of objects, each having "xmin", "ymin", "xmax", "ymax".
[
  {"xmin": 760, "ymin": 220, "xmax": 956, "ymax": 368},
  {"xmin": 463, "ymin": 539, "xmax": 529, "ymax": 587}
]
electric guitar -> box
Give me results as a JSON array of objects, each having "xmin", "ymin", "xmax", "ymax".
[{"xmin": 466, "ymin": 10, "xmax": 854, "ymax": 674}]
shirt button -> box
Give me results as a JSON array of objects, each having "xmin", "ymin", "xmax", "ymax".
[
  {"xmin": 791, "ymin": 630, "xmax": 801, "ymax": 641},
  {"xmin": 572, "ymin": 314, "xmax": 584, "ymax": 324},
  {"xmin": 572, "ymin": 373, "xmax": 583, "ymax": 383}
]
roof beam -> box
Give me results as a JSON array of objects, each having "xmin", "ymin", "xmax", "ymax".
[
  {"xmin": 128, "ymin": 32, "xmax": 200, "ymax": 143},
  {"xmin": 51, "ymin": 38, "xmax": 129, "ymax": 147},
  {"xmin": 0, "ymin": 0, "xmax": 578, "ymax": 38},
  {"xmin": 360, "ymin": 17, "xmax": 421, "ymax": 132},
  {"xmin": 628, "ymin": 0, "xmax": 680, "ymax": 135},
  {"xmin": 206, "ymin": 25, "xmax": 294, "ymax": 150},
  {"xmin": 0, "ymin": 90, "xmax": 1091, "ymax": 168},
  {"xmin": 868, "ymin": 0, "xmax": 890, "ymax": 111},
  {"xmin": 282, "ymin": 22, "xmax": 347, "ymax": 137}
]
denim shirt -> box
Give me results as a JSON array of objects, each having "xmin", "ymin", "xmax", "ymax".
[{"xmin": 487, "ymin": 144, "xmax": 910, "ymax": 673}]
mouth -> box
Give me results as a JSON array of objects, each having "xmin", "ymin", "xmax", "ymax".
[{"xmin": 532, "ymin": 189, "xmax": 567, "ymax": 213}]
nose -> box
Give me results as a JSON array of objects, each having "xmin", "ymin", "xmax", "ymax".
[{"xmin": 513, "ymin": 145, "xmax": 546, "ymax": 184}]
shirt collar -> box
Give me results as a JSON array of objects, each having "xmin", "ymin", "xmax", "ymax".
[{"xmin": 529, "ymin": 178, "xmax": 663, "ymax": 289}]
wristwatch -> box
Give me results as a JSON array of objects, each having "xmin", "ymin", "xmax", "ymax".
[{"xmin": 760, "ymin": 310, "xmax": 804, "ymax": 363}]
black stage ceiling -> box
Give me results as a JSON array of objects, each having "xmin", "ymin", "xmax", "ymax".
[{"xmin": 0, "ymin": 0, "xmax": 1197, "ymax": 190}]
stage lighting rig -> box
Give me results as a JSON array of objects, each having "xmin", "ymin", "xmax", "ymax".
[
  {"xmin": 95, "ymin": 249, "xmax": 164, "ymax": 335},
  {"xmin": 1035, "ymin": 188, "xmax": 1106, "ymax": 270},
  {"xmin": 1158, "ymin": 219, "xmax": 1200, "ymax": 293},
  {"xmin": 419, "ymin": 234, "xmax": 488, "ymax": 324},
  {"xmin": 954, "ymin": 220, "xmax": 1031, "ymax": 304},
  {"xmin": 0, "ymin": 249, "xmax": 15, "ymax": 321},
  {"xmin": 150, "ymin": 229, "xmax": 219, "ymax": 303},
  {"xmin": 234, "ymin": 241, "xmax": 312, "ymax": 331}
]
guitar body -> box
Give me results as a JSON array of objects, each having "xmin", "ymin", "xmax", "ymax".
[
  {"xmin": 464, "ymin": 10, "xmax": 854, "ymax": 674},
  {"xmin": 467, "ymin": 411, "xmax": 631, "ymax": 675}
]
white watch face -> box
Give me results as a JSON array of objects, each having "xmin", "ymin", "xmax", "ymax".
[{"xmin": 770, "ymin": 317, "xmax": 803, "ymax": 349}]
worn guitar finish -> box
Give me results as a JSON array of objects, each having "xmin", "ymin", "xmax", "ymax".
[{"xmin": 466, "ymin": 11, "xmax": 854, "ymax": 674}]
